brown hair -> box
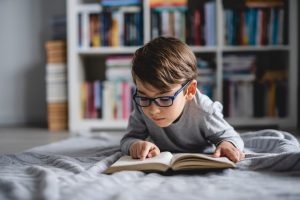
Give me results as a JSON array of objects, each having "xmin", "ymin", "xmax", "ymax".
[{"xmin": 131, "ymin": 36, "xmax": 197, "ymax": 91}]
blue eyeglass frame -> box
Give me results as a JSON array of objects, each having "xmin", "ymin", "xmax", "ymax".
[{"xmin": 133, "ymin": 80, "xmax": 191, "ymax": 107}]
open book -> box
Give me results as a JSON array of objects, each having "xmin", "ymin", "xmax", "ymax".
[{"xmin": 105, "ymin": 152, "xmax": 236, "ymax": 174}]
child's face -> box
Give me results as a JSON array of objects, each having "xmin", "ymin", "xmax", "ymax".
[{"xmin": 135, "ymin": 79, "xmax": 194, "ymax": 127}]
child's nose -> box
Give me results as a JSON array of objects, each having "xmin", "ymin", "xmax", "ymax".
[{"xmin": 148, "ymin": 102, "xmax": 160, "ymax": 114}]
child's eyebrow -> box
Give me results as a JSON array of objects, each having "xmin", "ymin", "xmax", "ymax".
[{"xmin": 137, "ymin": 89, "xmax": 172, "ymax": 96}]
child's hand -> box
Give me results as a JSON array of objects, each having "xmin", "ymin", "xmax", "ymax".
[
  {"xmin": 213, "ymin": 141, "xmax": 245, "ymax": 163},
  {"xmin": 130, "ymin": 141, "xmax": 160, "ymax": 160}
]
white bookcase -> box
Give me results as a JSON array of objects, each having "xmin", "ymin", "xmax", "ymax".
[{"xmin": 67, "ymin": 0, "xmax": 298, "ymax": 133}]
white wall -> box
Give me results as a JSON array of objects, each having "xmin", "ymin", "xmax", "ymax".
[{"xmin": 0, "ymin": 0, "xmax": 66, "ymax": 126}]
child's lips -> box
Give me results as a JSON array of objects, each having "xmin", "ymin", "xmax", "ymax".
[{"xmin": 152, "ymin": 117, "xmax": 164, "ymax": 122}]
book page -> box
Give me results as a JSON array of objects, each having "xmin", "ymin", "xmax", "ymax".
[
  {"xmin": 171, "ymin": 153, "xmax": 235, "ymax": 170},
  {"xmin": 110, "ymin": 151, "xmax": 173, "ymax": 167}
]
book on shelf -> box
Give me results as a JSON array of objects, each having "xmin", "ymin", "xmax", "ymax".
[
  {"xmin": 106, "ymin": 151, "xmax": 236, "ymax": 174},
  {"xmin": 204, "ymin": 1, "xmax": 216, "ymax": 46}
]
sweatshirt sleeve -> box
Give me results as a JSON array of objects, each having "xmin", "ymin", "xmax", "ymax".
[
  {"xmin": 120, "ymin": 103, "xmax": 149, "ymax": 155},
  {"xmin": 201, "ymin": 101, "xmax": 244, "ymax": 151}
]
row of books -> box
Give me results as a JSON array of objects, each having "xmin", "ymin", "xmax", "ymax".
[
  {"xmin": 105, "ymin": 56, "xmax": 132, "ymax": 81},
  {"xmin": 78, "ymin": 5, "xmax": 143, "ymax": 48},
  {"xmin": 222, "ymin": 53, "xmax": 256, "ymax": 118},
  {"xmin": 81, "ymin": 80, "xmax": 134, "ymax": 120},
  {"xmin": 223, "ymin": 79, "xmax": 255, "ymax": 118},
  {"xmin": 222, "ymin": 54, "xmax": 256, "ymax": 117},
  {"xmin": 222, "ymin": 70, "xmax": 287, "ymax": 118},
  {"xmin": 151, "ymin": 1, "xmax": 216, "ymax": 46},
  {"xmin": 223, "ymin": 54, "xmax": 256, "ymax": 74},
  {"xmin": 81, "ymin": 75, "xmax": 286, "ymax": 120},
  {"xmin": 78, "ymin": 0, "xmax": 288, "ymax": 48},
  {"xmin": 224, "ymin": 7, "xmax": 285, "ymax": 46},
  {"xmin": 82, "ymin": 79, "xmax": 219, "ymax": 120},
  {"xmin": 197, "ymin": 80, "xmax": 216, "ymax": 100},
  {"xmin": 196, "ymin": 57, "xmax": 216, "ymax": 99},
  {"xmin": 45, "ymin": 40, "xmax": 68, "ymax": 131},
  {"xmin": 253, "ymin": 70, "xmax": 287, "ymax": 117},
  {"xmin": 151, "ymin": 8, "xmax": 186, "ymax": 43}
]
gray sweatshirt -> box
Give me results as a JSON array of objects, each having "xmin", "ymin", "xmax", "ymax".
[{"xmin": 120, "ymin": 89, "xmax": 244, "ymax": 155}]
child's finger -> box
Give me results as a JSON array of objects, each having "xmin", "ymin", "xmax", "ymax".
[
  {"xmin": 140, "ymin": 143, "xmax": 151, "ymax": 160},
  {"xmin": 147, "ymin": 146, "xmax": 160, "ymax": 158},
  {"xmin": 226, "ymin": 149, "xmax": 239, "ymax": 162},
  {"xmin": 213, "ymin": 147, "xmax": 221, "ymax": 158},
  {"xmin": 130, "ymin": 145, "xmax": 137, "ymax": 159}
]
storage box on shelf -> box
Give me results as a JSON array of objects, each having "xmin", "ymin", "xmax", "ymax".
[{"xmin": 67, "ymin": 0, "xmax": 297, "ymax": 133}]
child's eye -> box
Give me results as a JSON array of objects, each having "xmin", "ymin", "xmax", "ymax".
[
  {"xmin": 140, "ymin": 97, "xmax": 149, "ymax": 102},
  {"xmin": 159, "ymin": 97, "xmax": 171, "ymax": 102}
]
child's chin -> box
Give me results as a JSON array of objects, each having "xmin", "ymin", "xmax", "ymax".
[{"xmin": 154, "ymin": 120, "xmax": 172, "ymax": 128}]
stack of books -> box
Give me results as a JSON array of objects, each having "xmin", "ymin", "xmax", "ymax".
[
  {"xmin": 45, "ymin": 40, "xmax": 68, "ymax": 131},
  {"xmin": 49, "ymin": 14, "xmax": 67, "ymax": 40}
]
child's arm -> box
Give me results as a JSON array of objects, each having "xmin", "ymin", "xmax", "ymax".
[
  {"xmin": 120, "ymin": 103, "xmax": 154, "ymax": 156},
  {"xmin": 213, "ymin": 140, "xmax": 245, "ymax": 162},
  {"xmin": 130, "ymin": 141, "xmax": 160, "ymax": 160},
  {"xmin": 200, "ymin": 100, "xmax": 244, "ymax": 153}
]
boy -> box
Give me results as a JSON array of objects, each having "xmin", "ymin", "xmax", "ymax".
[{"xmin": 120, "ymin": 36, "xmax": 245, "ymax": 163}]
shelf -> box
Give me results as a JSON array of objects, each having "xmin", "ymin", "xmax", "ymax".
[
  {"xmin": 67, "ymin": 0, "xmax": 298, "ymax": 133},
  {"xmin": 190, "ymin": 46, "xmax": 218, "ymax": 53},
  {"xmin": 78, "ymin": 47, "xmax": 140, "ymax": 55},
  {"xmin": 79, "ymin": 46, "xmax": 218, "ymax": 54},
  {"xmin": 222, "ymin": 45, "xmax": 290, "ymax": 52},
  {"xmin": 76, "ymin": 4, "xmax": 102, "ymax": 13}
]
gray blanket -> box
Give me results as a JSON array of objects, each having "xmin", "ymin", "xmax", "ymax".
[{"xmin": 0, "ymin": 129, "xmax": 300, "ymax": 200}]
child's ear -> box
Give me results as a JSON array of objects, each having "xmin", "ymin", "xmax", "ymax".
[{"xmin": 186, "ymin": 79, "xmax": 197, "ymax": 100}]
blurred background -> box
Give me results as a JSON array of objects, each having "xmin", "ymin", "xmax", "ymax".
[
  {"xmin": 0, "ymin": 0, "xmax": 66, "ymax": 127},
  {"xmin": 0, "ymin": 0, "xmax": 299, "ymax": 153}
]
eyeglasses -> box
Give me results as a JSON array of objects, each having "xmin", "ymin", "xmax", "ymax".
[{"xmin": 133, "ymin": 80, "xmax": 191, "ymax": 107}]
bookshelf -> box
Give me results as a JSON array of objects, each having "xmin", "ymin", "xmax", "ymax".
[{"xmin": 67, "ymin": 0, "xmax": 298, "ymax": 133}]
